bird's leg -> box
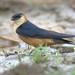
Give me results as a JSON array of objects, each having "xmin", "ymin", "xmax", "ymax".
[{"xmin": 28, "ymin": 45, "xmax": 30, "ymax": 50}]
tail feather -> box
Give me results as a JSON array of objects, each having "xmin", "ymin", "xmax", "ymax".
[
  {"xmin": 61, "ymin": 39, "xmax": 75, "ymax": 45},
  {"xmin": 67, "ymin": 41, "xmax": 75, "ymax": 45},
  {"xmin": 53, "ymin": 39, "xmax": 75, "ymax": 45}
]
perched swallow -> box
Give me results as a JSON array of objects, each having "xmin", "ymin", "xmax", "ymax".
[{"xmin": 11, "ymin": 13, "xmax": 75, "ymax": 47}]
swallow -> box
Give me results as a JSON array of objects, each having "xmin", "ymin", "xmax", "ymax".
[{"xmin": 11, "ymin": 13, "xmax": 75, "ymax": 47}]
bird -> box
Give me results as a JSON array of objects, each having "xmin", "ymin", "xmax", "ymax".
[{"xmin": 11, "ymin": 13, "xmax": 75, "ymax": 47}]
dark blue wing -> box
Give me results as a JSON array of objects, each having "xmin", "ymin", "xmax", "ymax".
[{"xmin": 16, "ymin": 21, "xmax": 75, "ymax": 39}]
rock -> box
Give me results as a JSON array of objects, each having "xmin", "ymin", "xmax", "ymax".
[
  {"xmin": 62, "ymin": 52, "xmax": 75, "ymax": 64},
  {"xmin": 51, "ymin": 44, "xmax": 74, "ymax": 53},
  {"xmin": 1, "ymin": 63, "xmax": 46, "ymax": 75}
]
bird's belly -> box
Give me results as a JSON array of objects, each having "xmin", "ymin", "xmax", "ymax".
[{"xmin": 19, "ymin": 35, "xmax": 56, "ymax": 47}]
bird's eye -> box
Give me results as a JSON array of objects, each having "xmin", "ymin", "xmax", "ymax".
[
  {"xmin": 15, "ymin": 15, "xmax": 21, "ymax": 19},
  {"xmin": 12, "ymin": 13, "xmax": 23, "ymax": 21},
  {"xmin": 12, "ymin": 15, "xmax": 21, "ymax": 20}
]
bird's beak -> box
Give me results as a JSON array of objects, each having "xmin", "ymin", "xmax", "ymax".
[
  {"xmin": 11, "ymin": 17, "xmax": 20, "ymax": 21},
  {"xmin": 11, "ymin": 18, "xmax": 15, "ymax": 21}
]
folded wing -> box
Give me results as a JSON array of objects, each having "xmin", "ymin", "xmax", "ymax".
[{"xmin": 16, "ymin": 21, "xmax": 75, "ymax": 39}]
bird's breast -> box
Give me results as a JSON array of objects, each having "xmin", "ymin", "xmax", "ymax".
[{"xmin": 18, "ymin": 35, "xmax": 57, "ymax": 47}]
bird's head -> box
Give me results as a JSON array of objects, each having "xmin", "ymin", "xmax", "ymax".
[{"xmin": 11, "ymin": 13, "xmax": 27, "ymax": 29}]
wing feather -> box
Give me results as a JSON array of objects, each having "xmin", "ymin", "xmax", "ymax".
[{"xmin": 16, "ymin": 21, "xmax": 75, "ymax": 39}]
